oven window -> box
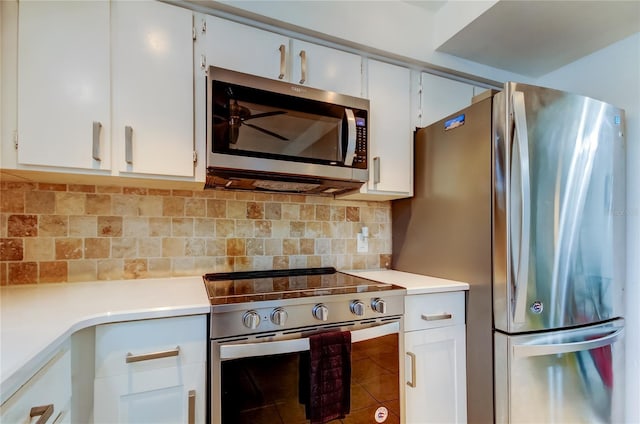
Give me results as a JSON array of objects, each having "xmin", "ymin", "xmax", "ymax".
[
  {"xmin": 212, "ymin": 81, "xmax": 348, "ymax": 165},
  {"xmin": 220, "ymin": 333, "xmax": 400, "ymax": 424}
]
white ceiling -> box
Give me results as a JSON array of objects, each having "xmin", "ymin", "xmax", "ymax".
[{"xmin": 434, "ymin": 0, "xmax": 640, "ymax": 77}]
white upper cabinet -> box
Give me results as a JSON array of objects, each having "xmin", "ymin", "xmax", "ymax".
[
  {"xmin": 420, "ymin": 72, "xmax": 481, "ymax": 127},
  {"xmin": 289, "ymin": 39, "xmax": 362, "ymax": 97},
  {"xmin": 204, "ymin": 15, "xmax": 290, "ymax": 81},
  {"xmin": 17, "ymin": 0, "xmax": 111, "ymax": 171},
  {"xmin": 111, "ymin": 1, "xmax": 195, "ymax": 177},
  {"xmin": 14, "ymin": 0, "xmax": 197, "ymax": 181},
  {"xmin": 341, "ymin": 59, "xmax": 413, "ymax": 200},
  {"xmin": 204, "ymin": 15, "xmax": 362, "ymax": 97}
]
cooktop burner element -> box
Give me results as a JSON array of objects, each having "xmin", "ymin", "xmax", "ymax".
[{"xmin": 203, "ymin": 267, "xmax": 405, "ymax": 339}]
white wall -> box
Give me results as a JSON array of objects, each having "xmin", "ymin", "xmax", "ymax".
[{"xmin": 537, "ymin": 32, "xmax": 640, "ymax": 423}]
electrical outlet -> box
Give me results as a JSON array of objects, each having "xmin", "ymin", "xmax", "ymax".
[{"xmin": 357, "ymin": 233, "xmax": 368, "ymax": 253}]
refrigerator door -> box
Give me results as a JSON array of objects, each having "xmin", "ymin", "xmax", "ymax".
[
  {"xmin": 493, "ymin": 82, "xmax": 626, "ymax": 333},
  {"xmin": 494, "ymin": 320, "xmax": 625, "ymax": 423}
]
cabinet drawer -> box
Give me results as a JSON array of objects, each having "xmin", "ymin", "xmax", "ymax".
[
  {"xmin": 95, "ymin": 315, "xmax": 206, "ymax": 378},
  {"xmin": 1, "ymin": 347, "xmax": 71, "ymax": 424},
  {"xmin": 404, "ymin": 291, "xmax": 465, "ymax": 331}
]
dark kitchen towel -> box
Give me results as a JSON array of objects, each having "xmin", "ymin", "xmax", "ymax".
[{"xmin": 299, "ymin": 330, "xmax": 352, "ymax": 424}]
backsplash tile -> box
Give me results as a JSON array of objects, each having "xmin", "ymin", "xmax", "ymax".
[{"xmin": 0, "ymin": 181, "xmax": 391, "ymax": 285}]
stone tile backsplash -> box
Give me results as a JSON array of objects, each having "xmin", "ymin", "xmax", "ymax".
[{"xmin": 0, "ymin": 181, "xmax": 391, "ymax": 285}]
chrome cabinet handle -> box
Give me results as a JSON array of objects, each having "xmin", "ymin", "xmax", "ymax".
[
  {"xmin": 421, "ymin": 313, "xmax": 453, "ymax": 321},
  {"xmin": 188, "ymin": 390, "xmax": 196, "ymax": 424},
  {"xmin": 92, "ymin": 121, "xmax": 102, "ymax": 161},
  {"xmin": 278, "ymin": 44, "xmax": 286, "ymax": 79},
  {"xmin": 125, "ymin": 125, "xmax": 133, "ymax": 164},
  {"xmin": 511, "ymin": 91, "xmax": 531, "ymax": 324},
  {"xmin": 513, "ymin": 328, "xmax": 623, "ymax": 358},
  {"xmin": 126, "ymin": 346, "xmax": 180, "ymax": 363},
  {"xmin": 30, "ymin": 404, "xmax": 54, "ymax": 424},
  {"xmin": 373, "ymin": 156, "xmax": 381, "ymax": 184},
  {"xmin": 299, "ymin": 50, "xmax": 307, "ymax": 84},
  {"xmin": 406, "ymin": 352, "xmax": 417, "ymax": 388}
]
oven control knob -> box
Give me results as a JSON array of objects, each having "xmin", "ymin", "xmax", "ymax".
[
  {"xmin": 371, "ymin": 298, "xmax": 387, "ymax": 314},
  {"xmin": 350, "ymin": 300, "xmax": 366, "ymax": 316},
  {"xmin": 270, "ymin": 308, "xmax": 288, "ymax": 326},
  {"xmin": 312, "ymin": 304, "xmax": 329, "ymax": 321},
  {"xmin": 242, "ymin": 310, "xmax": 261, "ymax": 329}
]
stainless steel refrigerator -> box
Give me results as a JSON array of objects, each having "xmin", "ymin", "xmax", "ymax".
[{"xmin": 392, "ymin": 82, "xmax": 626, "ymax": 423}]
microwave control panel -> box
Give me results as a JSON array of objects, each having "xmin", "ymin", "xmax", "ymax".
[{"xmin": 353, "ymin": 116, "xmax": 367, "ymax": 169}]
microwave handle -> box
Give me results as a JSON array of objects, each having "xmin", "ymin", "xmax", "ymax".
[
  {"xmin": 219, "ymin": 321, "xmax": 399, "ymax": 360},
  {"xmin": 343, "ymin": 109, "xmax": 357, "ymax": 166}
]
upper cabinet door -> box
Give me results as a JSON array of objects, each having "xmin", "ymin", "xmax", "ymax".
[
  {"xmin": 111, "ymin": 1, "xmax": 195, "ymax": 177},
  {"xmin": 420, "ymin": 72, "xmax": 481, "ymax": 127},
  {"xmin": 290, "ymin": 40, "xmax": 362, "ymax": 97},
  {"xmin": 366, "ymin": 59, "xmax": 412, "ymax": 195},
  {"xmin": 205, "ymin": 15, "xmax": 290, "ymax": 81},
  {"xmin": 17, "ymin": 0, "xmax": 111, "ymax": 171}
]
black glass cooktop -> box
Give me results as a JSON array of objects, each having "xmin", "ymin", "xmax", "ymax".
[{"xmin": 203, "ymin": 267, "xmax": 400, "ymax": 305}]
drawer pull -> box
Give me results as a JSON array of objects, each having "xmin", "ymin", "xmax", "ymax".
[
  {"xmin": 126, "ymin": 346, "xmax": 180, "ymax": 363},
  {"xmin": 406, "ymin": 352, "xmax": 417, "ymax": 388},
  {"xmin": 30, "ymin": 404, "xmax": 54, "ymax": 424},
  {"xmin": 421, "ymin": 313, "xmax": 453, "ymax": 321},
  {"xmin": 188, "ymin": 390, "xmax": 196, "ymax": 424}
]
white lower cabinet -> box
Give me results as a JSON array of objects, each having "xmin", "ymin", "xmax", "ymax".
[
  {"xmin": 0, "ymin": 346, "xmax": 72, "ymax": 424},
  {"xmin": 404, "ymin": 292, "xmax": 467, "ymax": 424},
  {"xmin": 93, "ymin": 315, "xmax": 207, "ymax": 424}
]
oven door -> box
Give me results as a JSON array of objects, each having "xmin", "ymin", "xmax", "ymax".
[{"xmin": 211, "ymin": 321, "xmax": 401, "ymax": 424}]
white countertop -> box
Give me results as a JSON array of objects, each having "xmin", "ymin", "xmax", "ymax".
[
  {"xmin": 343, "ymin": 269, "xmax": 469, "ymax": 294},
  {"xmin": 0, "ymin": 276, "xmax": 209, "ymax": 403}
]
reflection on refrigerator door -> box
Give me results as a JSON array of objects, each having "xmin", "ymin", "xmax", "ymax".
[{"xmin": 494, "ymin": 320, "xmax": 625, "ymax": 423}]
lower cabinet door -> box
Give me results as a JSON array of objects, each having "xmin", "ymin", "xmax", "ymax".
[
  {"xmin": 404, "ymin": 324, "xmax": 467, "ymax": 424},
  {"xmin": 0, "ymin": 348, "xmax": 71, "ymax": 424},
  {"xmin": 93, "ymin": 362, "xmax": 205, "ymax": 424}
]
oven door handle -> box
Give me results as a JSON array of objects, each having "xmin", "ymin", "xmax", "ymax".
[{"xmin": 219, "ymin": 321, "xmax": 399, "ymax": 360}]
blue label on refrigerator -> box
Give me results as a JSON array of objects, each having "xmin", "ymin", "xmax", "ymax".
[
  {"xmin": 614, "ymin": 115, "xmax": 621, "ymax": 125},
  {"xmin": 444, "ymin": 114, "xmax": 465, "ymax": 131}
]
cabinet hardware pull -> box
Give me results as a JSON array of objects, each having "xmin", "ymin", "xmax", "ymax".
[
  {"xmin": 421, "ymin": 313, "xmax": 453, "ymax": 321},
  {"xmin": 188, "ymin": 390, "xmax": 196, "ymax": 424},
  {"xmin": 373, "ymin": 156, "xmax": 381, "ymax": 184},
  {"xmin": 125, "ymin": 126, "xmax": 133, "ymax": 164},
  {"xmin": 299, "ymin": 50, "xmax": 307, "ymax": 84},
  {"xmin": 126, "ymin": 346, "xmax": 180, "ymax": 363},
  {"xmin": 30, "ymin": 404, "xmax": 54, "ymax": 424},
  {"xmin": 278, "ymin": 44, "xmax": 286, "ymax": 79},
  {"xmin": 406, "ymin": 352, "xmax": 417, "ymax": 388},
  {"xmin": 92, "ymin": 121, "xmax": 102, "ymax": 161}
]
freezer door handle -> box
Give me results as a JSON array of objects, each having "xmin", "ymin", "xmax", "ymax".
[
  {"xmin": 512, "ymin": 328, "xmax": 624, "ymax": 358},
  {"xmin": 511, "ymin": 91, "xmax": 531, "ymax": 325}
]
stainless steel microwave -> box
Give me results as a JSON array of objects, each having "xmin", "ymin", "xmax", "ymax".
[{"xmin": 206, "ymin": 66, "xmax": 369, "ymax": 196}]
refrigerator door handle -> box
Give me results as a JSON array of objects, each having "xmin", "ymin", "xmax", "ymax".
[
  {"xmin": 512, "ymin": 328, "xmax": 624, "ymax": 358},
  {"xmin": 512, "ymin": 91, "xmax": 531, "ymax": 324}
]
